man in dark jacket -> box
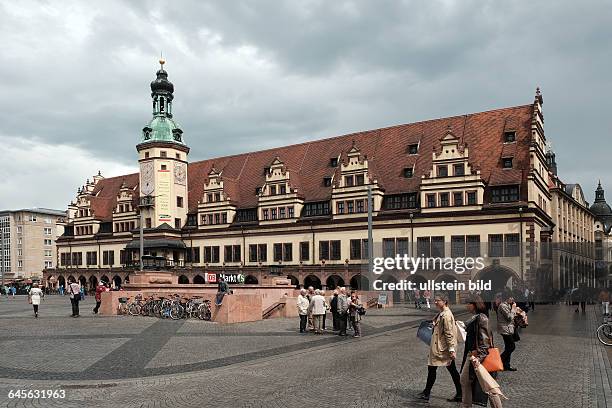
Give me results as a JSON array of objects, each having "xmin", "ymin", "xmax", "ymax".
[
  {"xmin": 330, "ymin": 290, "xmax": 339, "ymax": 331},
  {"xmin": 216, "ymin": 276, "xmax": 230, "ymax": 306}
]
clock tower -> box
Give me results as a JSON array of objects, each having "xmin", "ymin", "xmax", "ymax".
[{"xmin": 137, "ymin": 59, "xmax": 189, "ymax": 229}]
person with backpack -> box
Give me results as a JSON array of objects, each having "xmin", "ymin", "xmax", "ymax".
[{"xmin": 68, "ymin": 277, "xmax": 81, "ymax": 317}]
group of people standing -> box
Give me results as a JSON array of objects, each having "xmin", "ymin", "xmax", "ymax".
[
  {"xmin": 419, "ymin": 291, "xmax": 523, "ymax": 407},
  {"xmin": 297, "ymin": 286, "xmax": 364, "ymax": 337}
]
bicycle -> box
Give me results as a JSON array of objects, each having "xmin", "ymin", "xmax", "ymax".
[
  {"xmin": 596, "ymin": 314, "xmax": 612, "ymax": 346},
  {"xmin": 117, "ymin": 296, "xmax": 131, "ymax": 315}
]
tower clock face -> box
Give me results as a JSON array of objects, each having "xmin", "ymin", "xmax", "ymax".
[
  {"xmin": 141, "ymin": 162, "xmax": 155, "ymax": 195},
  {"xmin": 174, "ymin": 162, "xmax": 186, "ymax": 185}
]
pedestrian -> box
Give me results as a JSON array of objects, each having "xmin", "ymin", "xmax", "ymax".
[
  {"xmin": 418, "ymin": 292, "xmax": 462, "ymax": 402},
  {"xmin": 414, "ymin": 289, "xmax": 422, "ymax": 309},
  {"xmin": 320, "ymin": 290, "xmax": 329, "ymax": 330},
  {"xmin": 337, "ymin": 287, "xmax": 349, "ymax": 336},
  {"xmin": 599, "ymin": 287, "xmax": 610, "ymax": 316},
  {"xmin": 215, "ymin": 276, "xmax": 229, "ymax": 306},
  {"xmin": 574, "ymin": 284, "xmax": 586, "ymax": 313},
  {"xmin": 92, "ymin": 281, "xmax": 106, "ymax": 314},
  {"xmin": 424, "ymin": 290, "xmax": 432, "ymax": 309},
  {"xmin": 528, "ymin": 288, "xmax": 535, "ymax": 311},
  {"xmin": 80, "ymin": 285, "xmax": 85, "ymax": 300},
  {"xmin": 330, "ymin": 289, "xmax": 340, "ymax": 331},
  {"xmin": 496, "ymin": 292, "xmax": 517, "ymax": 371},
  {"xmin": 297, "ymin": 289, "xmax": 309, "ymax": 333},
  {"xmin": 28, "ymin": 283, "xmax": 44, "ymax": 318},
  {"xmin": 306, "ymin": 286, "xmax": 315, "ymax": 331},
  {"xmin": 308, "ymin": 289, "xmax": 326, "ymax": 334},
  {"xmin": 10, "ymin": 285, "xmax": 16, "ymax": 298},
  {"xmin": 348, "ymin": 292, "xmax": 364, "ymax": 338},
  {"xmin": 67, "ymin": 277, "xmax": 81, "ymax": 317},
  {"xmin": 59, "ymin": 284, "xmax": 64, "ymax": 296},
  {"xmin": 460, "ymin": 295, "xmax": 507, "ymax": 407}
]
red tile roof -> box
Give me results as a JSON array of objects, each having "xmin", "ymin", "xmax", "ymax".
[{"xmin": 85, "ymin": 103, "xmax": 534, "ymax": 221}]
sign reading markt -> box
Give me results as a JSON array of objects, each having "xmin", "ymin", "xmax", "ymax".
[{"xmin": 204, "ymin": 273, "xmax": 245, "ymax": 284}]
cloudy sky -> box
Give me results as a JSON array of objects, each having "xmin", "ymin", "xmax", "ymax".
[{"xmin": 0, "ymin": 0, "xmax": 610, "ymax": 210}]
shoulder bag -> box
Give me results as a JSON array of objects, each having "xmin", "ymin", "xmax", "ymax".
[{"xmin": 478, "ymin": 315, "xmax": 504, "ymax": 373}]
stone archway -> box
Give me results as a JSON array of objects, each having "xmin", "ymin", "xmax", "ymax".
[
  {"xmin": 349, "ymin": 274, "xmax": 370, "ymax": 291},
  {"xmin": 434, "ymin": 274, "xmax": 459, "ymax": 304},
  {"xmin": 193, "ymin": 275, "xmax": 205, "ymax": 284},
  {"xmin": 475, "ymin": 265, "xmax": 520, "ymax": 294},
  {"xmin": 57, "ymin": 276, "xmax": 65, "ymax": 291},
  {"xmin": 100, "ymin": 275, "xmax": 110, "ymax": 285},
  {"xmin": 178, "ymin": 275, "xmax": 190, "ymax": 284},
  {"xmin": 286, "ymin": 274, "xmax": 300, "ymax": 288},
  {"xmin": 304, "ymin": 275, "xmax": 322, "ymax": 290},
  {"xmin": 113, "ymin": 275, "xmax": 122, "ymax": 289},
  {"xmin": 88, "ymin": 275, "xmax": 98, "ymax": 291},
  {"xmin": 245, "ymin": 275, "xmax": 258, "ymax": 284},
  {"xmin": 325, "ymin": 274, "xmax": 345, "ymax": 290}
]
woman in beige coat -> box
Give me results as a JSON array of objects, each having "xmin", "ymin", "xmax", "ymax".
[{"xmin": 418, "ymin": 293, "xmax": 462, "ymax": 402}]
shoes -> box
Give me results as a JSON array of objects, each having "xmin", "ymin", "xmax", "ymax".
[
  {"xmin": 353, "ymin": 335, "xmax": 361, "ymax": 338},
  {"xmin": 447, "ymin": 395, "xmax": 462, "ymax": 402},
  {"xmin": 504, "ymin": 366, "xmax": 517, "ymax": 371},
  {"xmin": 417, "ymin": 392, "xmax": 430, "ymax": 401}
]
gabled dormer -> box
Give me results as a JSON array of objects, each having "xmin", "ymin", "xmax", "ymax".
[
  {"xmin": 332, "ymin": 142, "xmax": 383, "ymax": 218},
  {"xmin": 113, "ymin": 181, "xmax": 138, "ymax": 234},
  {"xmin": 73, "ymin": 183, "xmax": 99, "ymax": 236},
  {"xmin": 420, "ymin": 126, "xmax": 484, "ymax": 213},
  {"xmin": 197, "ymin": 166, "xmax": 237, "ymax": 227},
  {"xmin": 258, "ymin": 157, "xmax": 304, "ymax": 224}
]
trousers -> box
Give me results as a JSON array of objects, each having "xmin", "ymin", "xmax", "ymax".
[{"xmin": 424, "ymin": 360, "xmax": 461, "ymax": 396}]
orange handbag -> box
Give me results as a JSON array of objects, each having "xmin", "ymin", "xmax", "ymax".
[{"xmin": 476, "ymin": 315, "xmax": 504, "ymax": 373}]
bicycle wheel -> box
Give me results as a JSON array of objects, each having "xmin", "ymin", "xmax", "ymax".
[
  {"xmin": 170, "ymin": 304, "xmax": 184, "ymax": 320},
  {"xmin": 198, "ymin": 303, "xmax": 212, "ymax": 321},
  {"xmin": 128, "ymin": 303, "xmax": 141, "ymax": 316},
  {"xmin": 597, "ymin": 324, "xmax": 612, "ymax": 346}
]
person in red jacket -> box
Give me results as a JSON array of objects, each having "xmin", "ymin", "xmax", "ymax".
[{"xmin": 92, "ymin": 281, "xmax": 106, "ymax": 314}]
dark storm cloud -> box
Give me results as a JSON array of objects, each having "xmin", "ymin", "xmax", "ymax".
[{"xmin": 0, "ymin": 0, "xmax": 611, "ymax": 209}]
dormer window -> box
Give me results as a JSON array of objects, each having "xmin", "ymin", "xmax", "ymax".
[
  {"xmin": 207, "ymin": 193, "xmax": 213, "ymax": 202},
  {"xmin": 263, "ymin": 167, "xmax": 270, "ymax": 175},
  {"xmin": 214, "ymin": 192, "xmax": 221, "ymax": 202},
  {"xmin": 345, "ymin": 175, "xmax": 354, "ymax": 187},
  {"xmin": 355, "ymin": 174, "xmax": 365, "ymax": 186},
  {"xmin": 280, "ymin": 184, "xmax": 287, "ymax": 194},
  {"xmin": 270, "ymin": 185, "xmax": 277, "ymax": 195},
  {"xmin": 330, "ymin": 157, "xmax": 338, "ymax": 167},
  {"xmin": 255, "ymin": 187, "xmax": 262, "ymax": 195},
  {"xmin": 502, "ymin": 158, "xmax": 513, "ymax": 169},
  {"xmin": 323, "ymin": 177, "xmax": 332, "ymax": 187},
  {"xmin": 403, "ymin": 167, "xmax": 413, "ymax": 178},
  {"xmin": 504, "ymin": 131, "xmax": 516, "ymax": 143},
  {"xmin": 437, "ymin": 165, "xmax": 448, "ymax": 177},
  {"xmin": 408, "ymin": 144, "xmax": 419, "ymax": 155},
  {"xmin": 453, "ymin": 164, "xmax": 464, "ymax": 176}
]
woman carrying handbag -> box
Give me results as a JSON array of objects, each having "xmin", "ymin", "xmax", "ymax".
[{"xmin": 460, "ymin": 295, "xmax": 507, "ymax": 408}]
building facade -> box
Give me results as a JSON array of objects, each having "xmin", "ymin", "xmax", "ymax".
[
  {"xmin": 46, "ymin": 62, "xmax": 599, "ymax": 300},
  {"xmin": 0, "ymin": 208, "xmax": 66, "ymax": 282}
]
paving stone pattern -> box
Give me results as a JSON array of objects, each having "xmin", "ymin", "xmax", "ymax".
[{"xmin": 0, "ymin": 296, "xmax": 609, "ymax": 408}]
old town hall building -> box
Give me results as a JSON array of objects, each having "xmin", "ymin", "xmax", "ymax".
[{"xmin": 46, "ymin": 62, "xmax": 604, "ymax": 300}]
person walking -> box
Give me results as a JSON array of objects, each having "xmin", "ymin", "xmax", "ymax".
[
  {"xmin": 496, "ymin": 293, "xmax": 517, "ymax": 371},
  {"xmin": 414, "ymin": 289, "xmax": 422, "ymax": 309},
  {"xmin": 599, "ymin": 288, "xmax": 610, "ymax": 316},
  {"xmin": 28, "ymin": 283, "xmax": 44, "ymax": 318},
  {"xmin": 308, "ymin": 289, "xmax": 326, "ymax": 334},
  {"xmin": 68, "ymin": 277, "xmax": 81, "ymax": 317},
  {"xmin": 418, "ymin": 293, "xmax": 462, "ymax": 402},
  {"xmin": 330, "ymin": 289, "xmax": 340, "ymax": 331},
  {"xmin": 10, "ymin": 285, "xmax": 16, "ymax": 298},
  {"xmin": 460, "ymin": 295, "xmax": 506, "ymax": 408},
  {"xmin": 337, "ymin": 287, "xmax": 349, "ymax": 336},
  {"xmin": 424, "ymin": 290, "xmax": 432, "ymax": 309},
  {"xmin": 92, "ymin": 281, "xmax": 106, "ymax": 314},
  {"xmin": 297, "ymin": 289, "xmax": 309, "ymax": 333},
  {"xmin": 348, "ymin": 292, "xmax": 363, "ymax": 338},
  {"xmin": 59, "ymin": 284, "xmax": 64, "ymax": 296}
]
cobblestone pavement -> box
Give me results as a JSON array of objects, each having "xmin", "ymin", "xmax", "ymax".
[{"xmin": 0, "ymin": 296, "xmax": 609, "ymax": 408}]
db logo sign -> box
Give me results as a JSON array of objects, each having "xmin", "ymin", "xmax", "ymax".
[{"xmin": 205, "ymin": 273, "xmax": 217, "ymax": 283}]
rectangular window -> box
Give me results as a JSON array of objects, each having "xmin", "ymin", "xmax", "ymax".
[
  {"xmin": 403, "ymin": 167, "xmax": 413, "ymax": 178},
  {"xmin": 279, "ymin": 207, "xmax": 286, "ymax": 219},
  {"xmin": 417, "ymin": 237, "xmax": 430, "ymax": 258},
  {"xmin": 225, "ymin": 245, "xmax": 234, "ymax": 263},
  {"xmin": 329, "ymin": 157, "xmax": 338, "ymax": 167},
  {"xmin": 319, "ymin": 241, "xmax": 330, "ymax": 260},
  {"xmin": 504, "ymin": 233, "xmax": 520, "ymax": 257},
  {"xmin": 345, "ymin": 175, "xmax": 354, "ymax": 187},
  {"xmin": 270, "ymin": 185, "xmax": 277, "ymax": 195},
  {"xmin": 431, "ymin": 236, "xmax": 445, "ymax": 257},
  {"xmin": 383, "ymin": 238, "xmax": 396, "ymax": 258},
  {"xmin": 355, "ymin": 174, "xmax": 365, "ymax": 185},
  {"xmin": 440, "ymin": 193, "xmax": 449, "ymax": 207},
  {"xmin": 466, "ymin": 235, "xmax": 480, "ymax": 257},
  {"xmin": 212, "ymin": 246, "xmax": 220, "ymax": 263},
  {"xmin": 161, "ymin": 164, "xmax": 167, "ymax": 170},
  {"xmin": 408, "ymin": 144, "xmax": 419, "ymax": 154},
  {"xmin": 347, "ymin": 200, "xmax": 354, "ymax": 214},
  {"xmin": 207, "ymin": 193, "xmax": 213, "ymax": 203},
  {"xmin": 221, "ymin": 212, "xmax": 227, "ymax": 224},
  {"xmin": 350, "ymin": 239, "xmax": 362, "ymax": 260},
  {"xmin": 330, "ymin": 240, "xmax": 341, "ymax": 260},
  {"xmin": 454, "ymin": 192, "xmax": 463, "ymax": 206},
  {"xmin": 492, "ymin": 186, "xmax": 519, "ymax": 202},
  {"xmin": 451, "ymin": 235, "xmax": 465, "ymax": 258},
  {"xmin": 273, "ymin": 243, "xmax": 283, "ymax": 262},
  {"xmin": 280, "ymin": 184, "xmax": 287, "ymax": 195},
  {"xmin": 177, "ymin": 196, "xmax": 184, "ymax": 208},
  {"xmin": 249, "ymin": 244, "xmax": 258, "ymax": 262},
  {"xmin": 160, "ymin": 151, "xmax": 167, "ymax": 158},
  {"xmin": 232, "ymin": 245, "xmax": 241, "ymax": 262},
  {"xmin": 453, "ymin": 164, "xmax": 464, "ymax": 176},
  {"xmin": 502, "ymin": 158, "xmax": 513, "ymax": 169},
  {"xmin": 145, "ymin": 218, "xmax": 152, "ymax": 228},
  {"xmin": 271, "ymin": 209, "xmax": 277, "ymax": 219},
  {"xmin": 288, "ymin": 206, "xmax": 294, "ymax": 218},
  {"xmin": 44, "ymin": 249, "xmax": 52, "ymax": 257},
  {"xmin": 397, "ymin": 238, "xmax": 409, "ymax": 256},
  {"xmin": 438, "ymin": 165, "xmax": 448, "ymax": 177},
  {"xmin": 44, "ymin": 227, "xmax": 52, "ymax": 235},
  {"xmin": 504, "ymin": 131, "xmax": 516, "ymax": 143},
  {"xmin": 356, "ymin": 200, "xmax": 364, "ymax": 213},
  {"xmin": 86, "ymin": 251, "xmax": 97, "ymax": 266},
  {"xmin": 258, "ymin": 244, "xmax": 267, "ymax": 262},
  {"xmin": 467, "ymin": 191, "xmax": 477, "ymax": 205},
  {"xmin": 263, "ymin": 209, "xmax": 269, "ymax": 220},
  {"xmin": 175, "ymin": 218, "xmax": 181, "ymax": 229},
  {"xmin": 300, "ymin": 242, "xmax": 309, "ymax": 262},
  {"xmin": 205, "ymin": 246, "xmax": 220, "ymax": 263},
  {"xmin": 488, "ymin": 234, "xmax": 504, "ymax": 257},
  {"xmin": 303, "ymin": 201, "xmax": 330, "ymax": 217},
  {"xmin": 337, "ymin": 201, "xmax": 344, "ymax": 214},
  {"xmin": 427, "ymin": 194, "xmax": 436, "ymax": 208},
  {"xmin": 283, "ymin": 243, "xmax": 292, "ymax": 262}
]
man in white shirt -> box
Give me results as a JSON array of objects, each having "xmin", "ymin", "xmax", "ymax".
[
  {"xmin": 308, "ymin": 289, "xmax": 327, "ymax": 334},
  {"xmin": 296, "ymin": 289, "xmax": 309, "ymax": 333}
]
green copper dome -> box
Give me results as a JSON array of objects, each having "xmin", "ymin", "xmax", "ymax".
[{"xmin": 142, "ymin": 116, "xmax": 185, "ymax": 144}]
